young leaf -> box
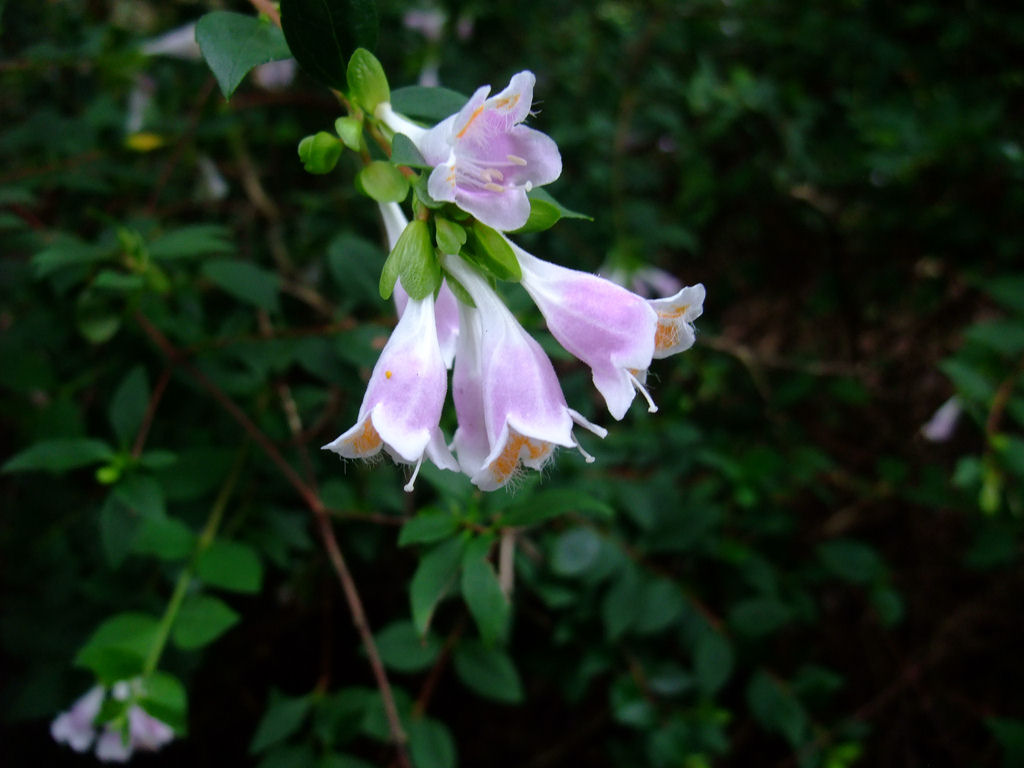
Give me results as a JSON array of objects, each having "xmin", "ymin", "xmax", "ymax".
[
  {"xmin": 334, "ymin": 116, "xmax": 364, "ymax": 150},
  {"xmin": 434, "ymin": 217, "xmax": 466, "ymax": 256},
  {"xmin": 346, "ymin": 48, "xmax": 389, "ymax": 113},
  {"xmin": 468, "ymin": 221, "xmax": 521, "ymax": 282},
  {"xmin": 410, "ymin": 536, "xmax": 465, "ymax": 635},
  {"xmin": 452, "ymin": 639, "xmax": 524, "ymax": 704},
  {"xmin": 172, "ymin": 594, "xmax": 240, "ymax": 650},
  {"xmin": 461, "ymin": 537, "xmax": 510, "ymax": 646},
  {"xmin": 197, "ymin": 539, "xmax": 263, "ymax": 594},
  {"xmin": 379, "ymin": 219, "xmax": 440, "ymax": 301},
  {"xmin": 280, "ymin": 0, "xmax": 378, "ymax": 90},
  {"xmin": 356, "ymin": 161, "xmax": 409, "ymax": 203},
  {"xmin": 298, "ymin": 132, "xmax": 343, "ymax": 174},
  {"xmin": 196, "ymin": 11, "xmax": 292, "ymax": 99},
  {"xmin": 109, "ymin": 365, "xmax": 150, "ymax": 447},
  {"xmin": 398, "ymin": 508, "xmax": 458, "ymax": 547}
]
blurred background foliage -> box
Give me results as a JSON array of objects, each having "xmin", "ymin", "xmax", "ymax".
[{"xmin": 2, "ymin": 0, "xmax": 1023, "ymax": 766}]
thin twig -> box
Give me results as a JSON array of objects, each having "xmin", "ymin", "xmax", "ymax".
[
  {"xmin": 131, "ymin": 367, "xmax": 172, "ymax": 458},
  {"xmin": 135, "ymin": 311, "xmax": 410, "ymax": 767}
]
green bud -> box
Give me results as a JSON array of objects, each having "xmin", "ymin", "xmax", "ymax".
[
  {"xmin": 357, "ymin": 161, "xmax": 410, "ymax": 203},
  {"xmin": 470, "ymin": 220, "xmax": 522, "ymax": 281},
  {"xmin": 347, "ymin": 48, "xmax": 389, "ymax": 114},
  {"xmin": 298, "ymin": 131, "xmax": 343, "ymax": 174},
  {"xmin": 380, "ymin": 220, "xmax": 440, "ymax": 301}
]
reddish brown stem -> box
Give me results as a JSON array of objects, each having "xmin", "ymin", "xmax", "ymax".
[
  {"xmin": 134, "ymin": 311, "xmax": 410, "ymax": 767},
  {"xmin": 131, "ymin": 367, "xmax": 172, "ymax": 459}
]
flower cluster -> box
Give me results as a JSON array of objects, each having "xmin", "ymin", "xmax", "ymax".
[
  {"xmin": 51, "ymin": 681, "xmax": 175, "ymax": 763},
  {"xmin": 325, "ymin": 71, "xmax": 704, "ymax": 491}
]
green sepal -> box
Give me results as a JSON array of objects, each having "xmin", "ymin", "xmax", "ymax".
[
  {"xmin": 356, "ymin": 161, "xmax": 410, "ymax": 203},
  {"xmin": 334, "ymin": 116, "xmax": 364, "ymax": 151},
  {"xmin": 379, "ymin": 220, "xmax": 441, "ymax": 301},
  {"xmin": 442, "ymin": 272, "xmax": 476, "ymax": 308},
  {"xmin": 468, "ymin": 220, "xmax": 522, "ymax": 281},
  {"xmin": 346, "ymin": 48, "xmax": 389, "ymax": 114},
  {"xmin": 435, "ymin": 217, "xmax": 467, "ymax": 255},
  {"xmin": 512, "ymin": 188, "xmax": 593, "ymax": 234},
  {"xmin": 390, "ymin": 133, "xmax": 430, "ymax": 169},
  {"xmin": 298, "ymin": 132, "xmax": 343, "ymax": 174}
]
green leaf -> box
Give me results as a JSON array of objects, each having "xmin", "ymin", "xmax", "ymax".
[
  {"xmin": 987, "ymin": 717, "xmax": 1024, "ymax": 768},
  {"xmin": 319, "ymin": 755, "xmax": 377, "ymax": 768},
  {"xmin": 133, "ymin": 516, "xmax": 196, "ymax": 561},
  {"xmin": 113, "ymin": 474, "xmax": 166, "ymax": 518},
  {"xmin": 100, "ymin": 494, "xmax": 143, "ymax": 568},
  {"xmin": 375, "ymin": 620, "xmax": 442, "ymax": 673},
  {"xmin": 172, "ymin": 594, "xmax": 240, "ymax": 650},
  {"xmin": 197, "ymin": 11, "xmax": 292, "ymax": 99},
  {"xmin": 398, "ymin": 509, "xmax": 458, "ymax": 547},
  {"xmin": 197, "ymin": 539, "xmax": 263, "ymax": 593},
  {"xmin": 550, "ymin": 527, "xmax": 602, "ymax": 577},
  {"xmin": 258, "ymin": 744, "xmax": 317, "ymax": 768},
  {"xmin": 2, "ymin": 437, "xmax": 114, "ymax": 473},
  {"xmin": 139, "ymin": 672, "xmax": 188, "ymax": 734},
  {"xmin": 610, "ymin": 675, "xmax": 655, "ymax": 729},
  {"xmin": 76, "ymin": 289, "xmax": 121, "ymax": 344},
  {"xmin": 410, "ymin": 536, "xmax": 465, "ymax": 635},
  {"xmin": 31, "ymin": 236, "xmax": 110, "ymax": 279},
  {"xmin": 632, "ymin": 578, "xmax": 685, "ymax": 635},
  {"xmin": 434, "ymin": 217, "xmax": 466, "ymax": 256},
  {"xmin": 148, "ymin": 224, "xmax": 234, "ymax": 260},
  {"xmin": 357, "ymin": 160, "xmax": 410, "ymax": 203},
  {"xmin": 746, "ymin": 671, "xmax": 808, "ymax": 747},
  {"xmin": 202, "ymin": 259, "xmax": 281, "ymax": 313},
  {"xmin": 346, "ymin": 48, "xmax": 388, "ymax": 113},
  {"xmin": 390, "ymin": 86, "xmax": 468, "ymax": 122},
  {"xmin": 93, "ymin": 270, "xmax": 145, "ymax": 291},
  {"xmin": 408, "ymin": 717, "xmax": 457, "ymax": 768},
  {"xmin": 467, "ymin": 220, "xmax": 521, "ymax": 282},
  {"xmin": 512, "ymin": 188, "xmax": 593, "ymax": 234},
  {"xmin": 250, "ymin": 691, "xmax": 313, "ymax": 754},
  {"xmin": 817, "ymin": 539, "xmax": 886, "ymax": 584},
  {"xmin": 979, "ymin": 274, "xmax": 1024, "ymax": 315},
  {"xmin": 461, "ymin": 537, "xmax": 510, "ymax": 645},
  {"xmin": 501, "ymin": 488, "xmax": 615, "ymax": 527},
  {"xmin": 391, "ymin": 133, "xmax": 429, "ymax": 169},
  {"xmin": 298, "ymin": 131, "xmax": 344, "ymax": 174},
  {"xmin": 452, "ymin": 639, "xmax": 524, "ymax": 703},
  {"xmin": 694, "ymin": 629, "xmax": 733, "ymax": 695},
  {"xmin": 379, "ymin": 219, "xmax": 441, "ymax": 301},
  {"xmin": 334, "ymin": 116, "xmax": 363, "ymax": 150},
  {"xmin": 109, "ymin": 365, "xmax": 150, "ymax": 447},
  {"xmin": 280, "ymin": 0, "xmax": 378, "ymax": 91},
  {"xmin": 75, "ymin": 612, "xmax": 160, "ymax": 683},
  {"xmin": 601, "ymin": 564, "xmax": 643, "ymax": 640},
  {"xmin": 729, "ymin": 597, "xmax": 791, "ymax": 637},
  {"xmin": 940, "ymin": 358, "xmax": 995, "ymax": 405}
]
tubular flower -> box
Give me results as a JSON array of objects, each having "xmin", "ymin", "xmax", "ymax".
[
  {"xmin": 649, "ymin": 283, "xmax": 706, "ymax": 359},
  {"xmin": 322, "ymin": 291, "xmax": 458, "ymax": 491},
  {"xmin": 51, "ymin": 681, "xmax": 175, "ymax": 763},
  {"xmin": 511, "ymin": 241, "xmax": 661, "ymax": 420},
  {"xmin": 416, "ymin": 71, "xmax": 562, "ymax": 231},
  {"xmin": 444, "ymin": 254, "xmax": 606, "ymax": 491},
  {"xmin": 379, "ymin": 202, "xmax": 460, "ymax": 367}
]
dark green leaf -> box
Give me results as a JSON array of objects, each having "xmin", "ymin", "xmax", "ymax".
[
  {"xmin": 408, "ymin": 717, "xmax": 457, "ymax": 768},
  {"xmin": 172, "ymin": 594, "xmax": 240, "ymax": 650},
  {"xmin": 746, "ymin": 671, "xmax": 808, "ymax": 747},
  {"xmin": 113, "ymin": 474, "xmax": 166, "ymax": 519},
  {"xmin": 139, "ymin": 672, "xmax": 188, "ymax": 734},
  {"xmin": 197, "ymin": 11, "xmax": 292, "ymax": 99},
  {"xmin": 375, "ymin": 621, "xmax": 441, "ymax": 673},
  {"xmin": 31, "ymin": 236, "xmax": 110, "ymax": 279},
  {"xmin": 500, "ymin": 488, "xmax": 615, "ymax": 527},
  {"xmin": 109, "ymin": 365, "xmax": 150, "ymax": 447},
  {"xmin": 410, "ymin": 537, "xmax": 465, "ymax": 635},
  {"xmin": 391, "ymin": 133, "xmax": 429, "ymax": 169},
  {"xmin": 2, "ymin": 437, "xmax": 114, "ymax": 473},
  {"xmin": 452, "ymin": 639, "xmax": 523, "ymax": 703},
  {"xmin": 280, "ymin": 0, "xmax": 378, "ymax": 90},
  {"xmin": 987, "ymin": 717, "xmax": 1024, "ymax": 768},
  {"xmin": 512, "ymin": 188, "xmax": 592, "ymax": 233},
  {"xmin": 461, "ymin": 537, "xmax": 510, "ymax": 645},
  {"xmin": 197, "ymin": 539, "xmax": 263, "ymax": 594},
  {"xmin": 148, "ymin": 224, "xmax": 234, "ymax": 260},
  {"xmin": 202, "ymin": 259, "xmax": 281, "ymax": 313},
  {"xmin": 550, "ymin": 527, "xmax": 602, "ymax": 577},
  {"xmin": 250, "ymin": 691, "xmax": 313, "ymax": 754},
  {"xmin": 390, "ymin": 86, "xmax": 467, "ymax": 122},
  {"xmin": 694, "ymin": 629, "xmax": 733, "ymax": 694},
  {"xmin": 729, "ymin": 598, "xmax": 791, "ymax": 637},
  {"xmin": 75, "ymin": 613, "xmax": 160, "ymax": 684},
  {"xmin": 817, "ymin": 539, "xmax": 886, "ymax": 584},
  {"xmin": 133, "ymin": 516, "xmax": 196, "ymax": 561},
  {"xmin": 100, "ymin": 494, "xmax": 142, "ymax": 568},
  {"xmin": 398, "ymin": 509, "xmax": 458, "ymax": 547}
]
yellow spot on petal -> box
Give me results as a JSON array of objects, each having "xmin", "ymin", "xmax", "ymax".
[
  {"xmin": 456, "ymin": 104, "xmax": 485, "ymax": 139},
  {"xmin": 658, "ymin": 303, "xmax": 691, "ymax": 320},
  {"xmin": 494, "ymin": 94, "xmax": 520, "ymax": 111},
  {"xmin": 655, "ymin": 320, "xmax": 680, "ymax": 352},
  {"xmin": 344, "ymin": 419, "xmax": 382, "ymax": 456},
  {"xmin": 385, "ymin": 370, "xmax": 392, "ymax": 379}
]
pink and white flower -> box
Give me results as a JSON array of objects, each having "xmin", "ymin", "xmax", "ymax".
[
  {"xmin": 51, "ymin": 681, "xmax": 175, "ymax": 763},
  {"xmin": 510, "ymin": 240, "xmax": 705, "ymax": 420},
  {"xmin": 444, "ymin": 254, "xmax": 605, "ymax": 490},
  {"xmin": 322, "ymin": 289, "xmax": 458, "ymax": 491},
  {"xmin": 378, "ymin": 72, "xmax": 561, "ymax": 231}
]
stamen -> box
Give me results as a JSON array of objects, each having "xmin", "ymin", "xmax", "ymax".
[
  {"xmin": 507, "ymin": 154, "xmax": 528, "ymax": 166},
  {"xmin": 626, "ymin": 370, "xmax": 658, "ymax": 413},
  {"xmin": 569, "ymin": 408, "xmax": 608, "ymax": 438},
  {"xmin": 484, "ymin": 182, "xmax": 504, "ymax": 193},
  {"xmin": 572, "ymin": 435, "xmax": 596, "ymax": 464},
  {"xmin": 403, "ymin": 455, "xmax": 424, "ymax": 493},
  {"xmin": 485, "ymin": 168, "xmax": 504, "ymax": 181}
]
